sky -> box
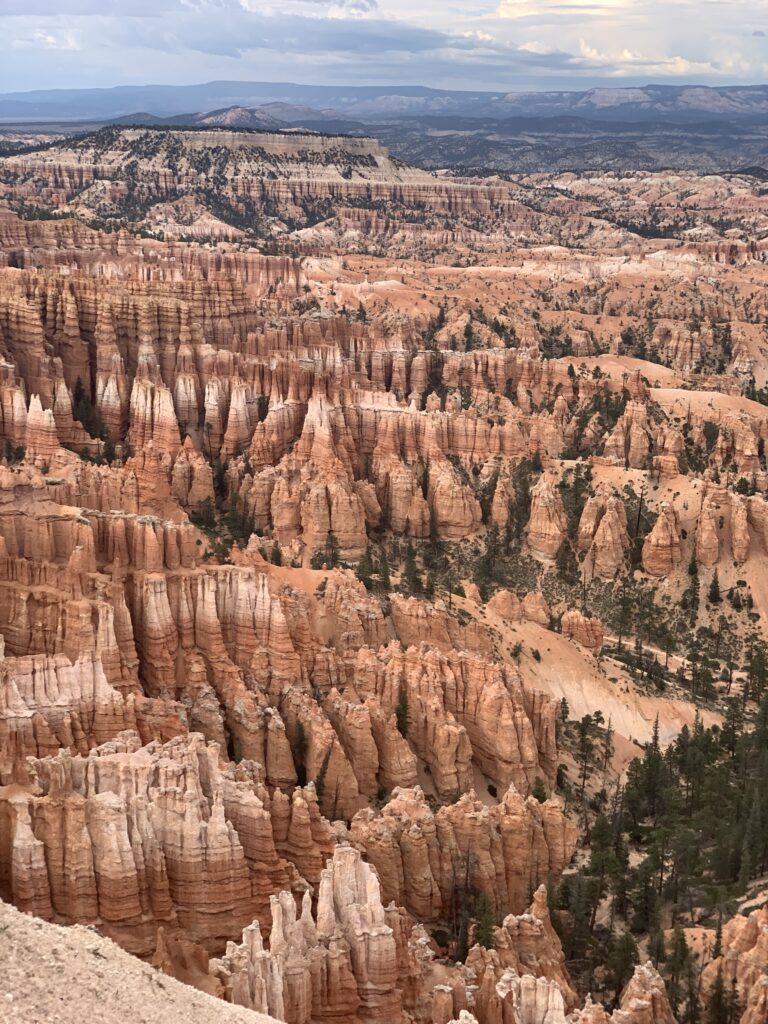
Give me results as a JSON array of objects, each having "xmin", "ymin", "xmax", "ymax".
[{"xmin": 1, "ymin": 0, "xmax": 767, "ymax": 94}]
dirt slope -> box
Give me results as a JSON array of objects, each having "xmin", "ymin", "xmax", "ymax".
[{"xmin": 0, "ymin": 899, "xmax": 278, "ymax": 1024}]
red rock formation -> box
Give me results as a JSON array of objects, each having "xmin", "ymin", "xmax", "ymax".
[
  {"xmin": 700, "ymin": 904, "xmax": 768, "ymax": 1024},
  {"xmin": 561, "ymin": 609, "xmax": 604, "ymax": 653},
  {"xmin": 527, "ymin": 478, "xmax": 568, "ymax": 559},
  {"xmin": 0, "ymin": 733, "xmax": 325, "ymax": 955},
  {"xmin": 210, "ymin": 846, "xmax": 411, "ymax": 1023},
  {"xmin": 642, "ymin": 503, "xmax": 682, "ymax": 577},
  {"xmin": 579, "ymin": 491, "xmax": 628, "ymax": 581},
  {"xmin": 349, "ymin": 784, "xmax": 576, "ymax": 923}
]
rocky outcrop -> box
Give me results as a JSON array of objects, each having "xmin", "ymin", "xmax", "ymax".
[
  {"xmin": 615, "ymin": 962, "xmax": 677, "ymax": 1024},
  {"xmin": 0, "ymin": 732, "xmax": 332, "ymax": 956},
  {"xmin": 1, "ymin": 133, "xmax": 765, "ymax": 1024},
  {"xmin": 209, "ymin": 845, "xmax": 411, "ymax": 1023},
  {"xmin": 349, "ymin": 785, "xmax": 576, "ymax": 923},
  {"xmin": 487, "ymin": 589, "xmax": 552, "ymax": 629},
  {"xmin": 527, "ymin": 478, "xmax": 568, "ymax": 560},
  {"xmin": 0, "ymin": 896, "xmax": 282, "ymax": 1024},
  {"xmin": 571, "ymin": 963, "xmax": 676, "ymax": 1024},
  {"xmin": 351, "ymin": 643, "xmax": 558, "ymax": 797},
  {"xmin": 561, "ymin": 610, "xmax": 604, "ymax": 653},
  {"xmin": 731, "ymin": 495, "xmax": 750, "ymax": 563},
  {"xmin": 642, "ymin": 504, "xmax": 682, "ymax": 577},
  {"xmin": 579, "ymin": 491, "xmax": 629, "ymax": 581},
  {"xmin": 695, "ymin": 497, "xmax": 720, "ymax": 568},
  {"xmin": 700, "ymin": 904, "xmax": 768, "ymax": 1024}
]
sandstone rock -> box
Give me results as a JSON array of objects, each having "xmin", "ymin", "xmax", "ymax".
[
  {"xmin": 579, "ymin": 491, "xmax": 628, "ymax": 581},
  {"xmin": 521, "ymin": 592, "xmax": 551, "ymax": 627},
  {"xmin": 561, "ymin": 609, "xmax": 604, "ymax": 653},
  {"xmin": 695, "ymin": 497, "xmax": 720, "ymax": 568},
  {"xmin": 210, "ymin": 846, "xmax": 408, "ymax": 1023},
  {"xmin": 700, "ymin": 904, "xmax": 768, "ymax": 1024},
  {"xmin": 731, "ymin": 495, "xmax": 750, "ymax": 563},
  {"xmin": 642, "ymin": 504, "xmax": 682, "ymax": 577},
  {"xmin": 527, "ymin": 478, "xmax": 568, "ymax": 560},
  {"xmin": 350, "ymin": 784, "xmax": 576, "ymax": 923}
]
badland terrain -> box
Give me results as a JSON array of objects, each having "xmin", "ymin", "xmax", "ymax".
[{"xmin": 0, "ymin": 118, "xmax": 766, "ymax": 1024}]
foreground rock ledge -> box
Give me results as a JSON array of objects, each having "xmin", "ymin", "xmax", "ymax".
[{"xmin": 0, "ymin": 897, "xmax": 280, "ymax": 1024}]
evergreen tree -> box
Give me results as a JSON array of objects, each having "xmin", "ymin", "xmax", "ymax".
[
  {"xmin": 314, "ymin": 745, "xmax": 333, "ymax": 804},
  {"xmin": 607, "ymin": 932, "xmax": 639, "ymax": 993},
  {"xmin": 474, "ymin": 893, "xmax": 494, "ymax": 949},
  {"xmin": 707, "ymin": 967, "xmax": 728, "ymax": 1024},
  {"xmin": 739, "ymin": 789, "xmax": 761, "ymax": 889},
  {"xmin": 709, "ymin": 571, "xmax": 722, "ymax": 604},
  {"xmin": 396, "ymin": 687, "xmax": 409, "ymax": 738},
  {"xmin": 325, "ymin": 532, "xmax": 340, "ymax": 568},
  {"xmin": 577, "ymin": 714, "xmax": 595, "ymax": 800},
  {"xmin": 356, "ymin": 545, "xmax": 374, "ymax": 590},
  {"xmin": 713, "ymin": 916, "xmax": 723, "ymax": 959},
  {"xmin": 531, "ymin": 777, "xmax": 547, "ymax": 803},
  {"xmin": 649, "ymin": 930, "xmax": 666, "ymax": 966},
  {"xmin": 667, "ymin": 924, "xmax": 690, "ymax": 1012},
  {"xmin": 379, "ymin": 550, "xmax": 391, "ymax": 590},
  {"xmin": 403, "ymin": 542, "xmax": 421, "ymax": 592},
  {"xmin": 587, "ymin": 813, "xmax": 619, "ymax": 931}
]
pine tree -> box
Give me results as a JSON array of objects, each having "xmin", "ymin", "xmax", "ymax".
[
  {"xmin": 531, "ymin": 777, "xmax": 547, "ymax": 803},
  {"xmin": 403, "ymin": 543, "xmax": 421, "ymax": 593},
  {"xmin": 649, "ymin": 930, "xmax": 666, "ymax": 965},
  {"xmin": 707, "ymin": 967, "xmax": 728, "ymax": 1024},
  {"xmin": 314, "ymin": 745, "xmax": 333, "ymax": 804},
  {"xmin": 356, "ymin": 545, "xmax": 374, "ymax": 590},
  {"xmin": 713, "ymin": 916, "xmax": 723, "ymax": 959},
  {"xmin": 577, "ymin": 714, "xmax": 594, "ymax": 800},
  {"xmin": 396, "ymin": 687, "xmax": 409, "ymax": 738},
  {"xmin": 739, "ymin": 789, "xmax": 761, "ymax": 890},
  {"xmin": 607, "ymin": 932, "xmax": 639, "ymax": 993},
  {"xmin": 474, "ymin": 893, "xmax": 494, "ymax": 948},
  {"xmin": 667, "ymin": 923, "xmax": 690, "ymax": 1012},
  {"xmin": 325, "ymin": 532, "xmax": 340, "ymax": 568},
  {"xmin": 709, "ymin": 570, "xmax": 722, "ymax": 604},
  {"xmin": 378, "ymin": 550, "xmax": 391, "ymax": 590},
  {"xmin": 587, "ymin": 813, "xmax": 618, "ymax": 931}
]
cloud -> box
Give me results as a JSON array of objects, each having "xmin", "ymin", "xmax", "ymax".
[
  {"xmin": 1, "ymin": 0, "xmax": 378, "ymax": 13},
  {"xmin": 576, "ymin": 37, "xmax": 719, "ymax": 76},
  {"xmin": 108, "ymin": 5, "xmax": 457, "ymax": 59},
  {"xmin": 497, "ymin": 0, "xmax": 631, "ymax": 18},
  {"xmin": 2, "ymin": 0, "xmax": 180, "ymax": 13},
  {"xmin": 13, "ymin": 28, "xmax": 80, "ymax": 50},
  {"xmin": 1, "ymin": 0, "xmax": 767, "ymax": 91}
]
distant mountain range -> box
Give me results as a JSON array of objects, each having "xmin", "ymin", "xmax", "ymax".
[
  {"xmin": 3, "ymin": 81, "xmax": 768, "ymax": 175},
  {"xmin": 4, "ymin": 80, "xmax": 768, "ymax": 123}
]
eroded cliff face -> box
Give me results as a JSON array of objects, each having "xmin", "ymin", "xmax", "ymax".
[
  {"xmin": 167, "ymin": 863, "xmax": 677, "ymax": 1024},
  {"xmin": 0, "ymin": 347, "xmax": 578, "ymax": 1019},
  {"xmin": 700, "ymin": 904, "xmax": 768, "ymax": 1024}
]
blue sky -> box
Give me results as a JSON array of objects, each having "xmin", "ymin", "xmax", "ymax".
[{"xmin": 1, "ymin": 0, "xmax": 767, "ymax": 93}]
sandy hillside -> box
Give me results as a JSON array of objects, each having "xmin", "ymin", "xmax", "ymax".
[{"xmin": 0, "ymin": 900, "xmax": 279, "ymax": 1024}]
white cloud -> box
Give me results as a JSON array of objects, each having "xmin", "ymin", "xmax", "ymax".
[
  {"xmin": 12, "ymin": 28, "xmax": 80, "ymax": 50},
  {"xmin": 497, "ymin": 0, "xmax": 632, "ymax": 18},
  {"xmin": 576, "ymin": 38, "xmax": 718, "ymax": 76},
  {"xmin": 0, "ymin": 0, "xmax": 766, "ymax": 90}
]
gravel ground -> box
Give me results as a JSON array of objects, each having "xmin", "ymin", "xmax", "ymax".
[{"xmin": 0, "ymin": 900, "xmax": 278, "ymax": 1024}]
